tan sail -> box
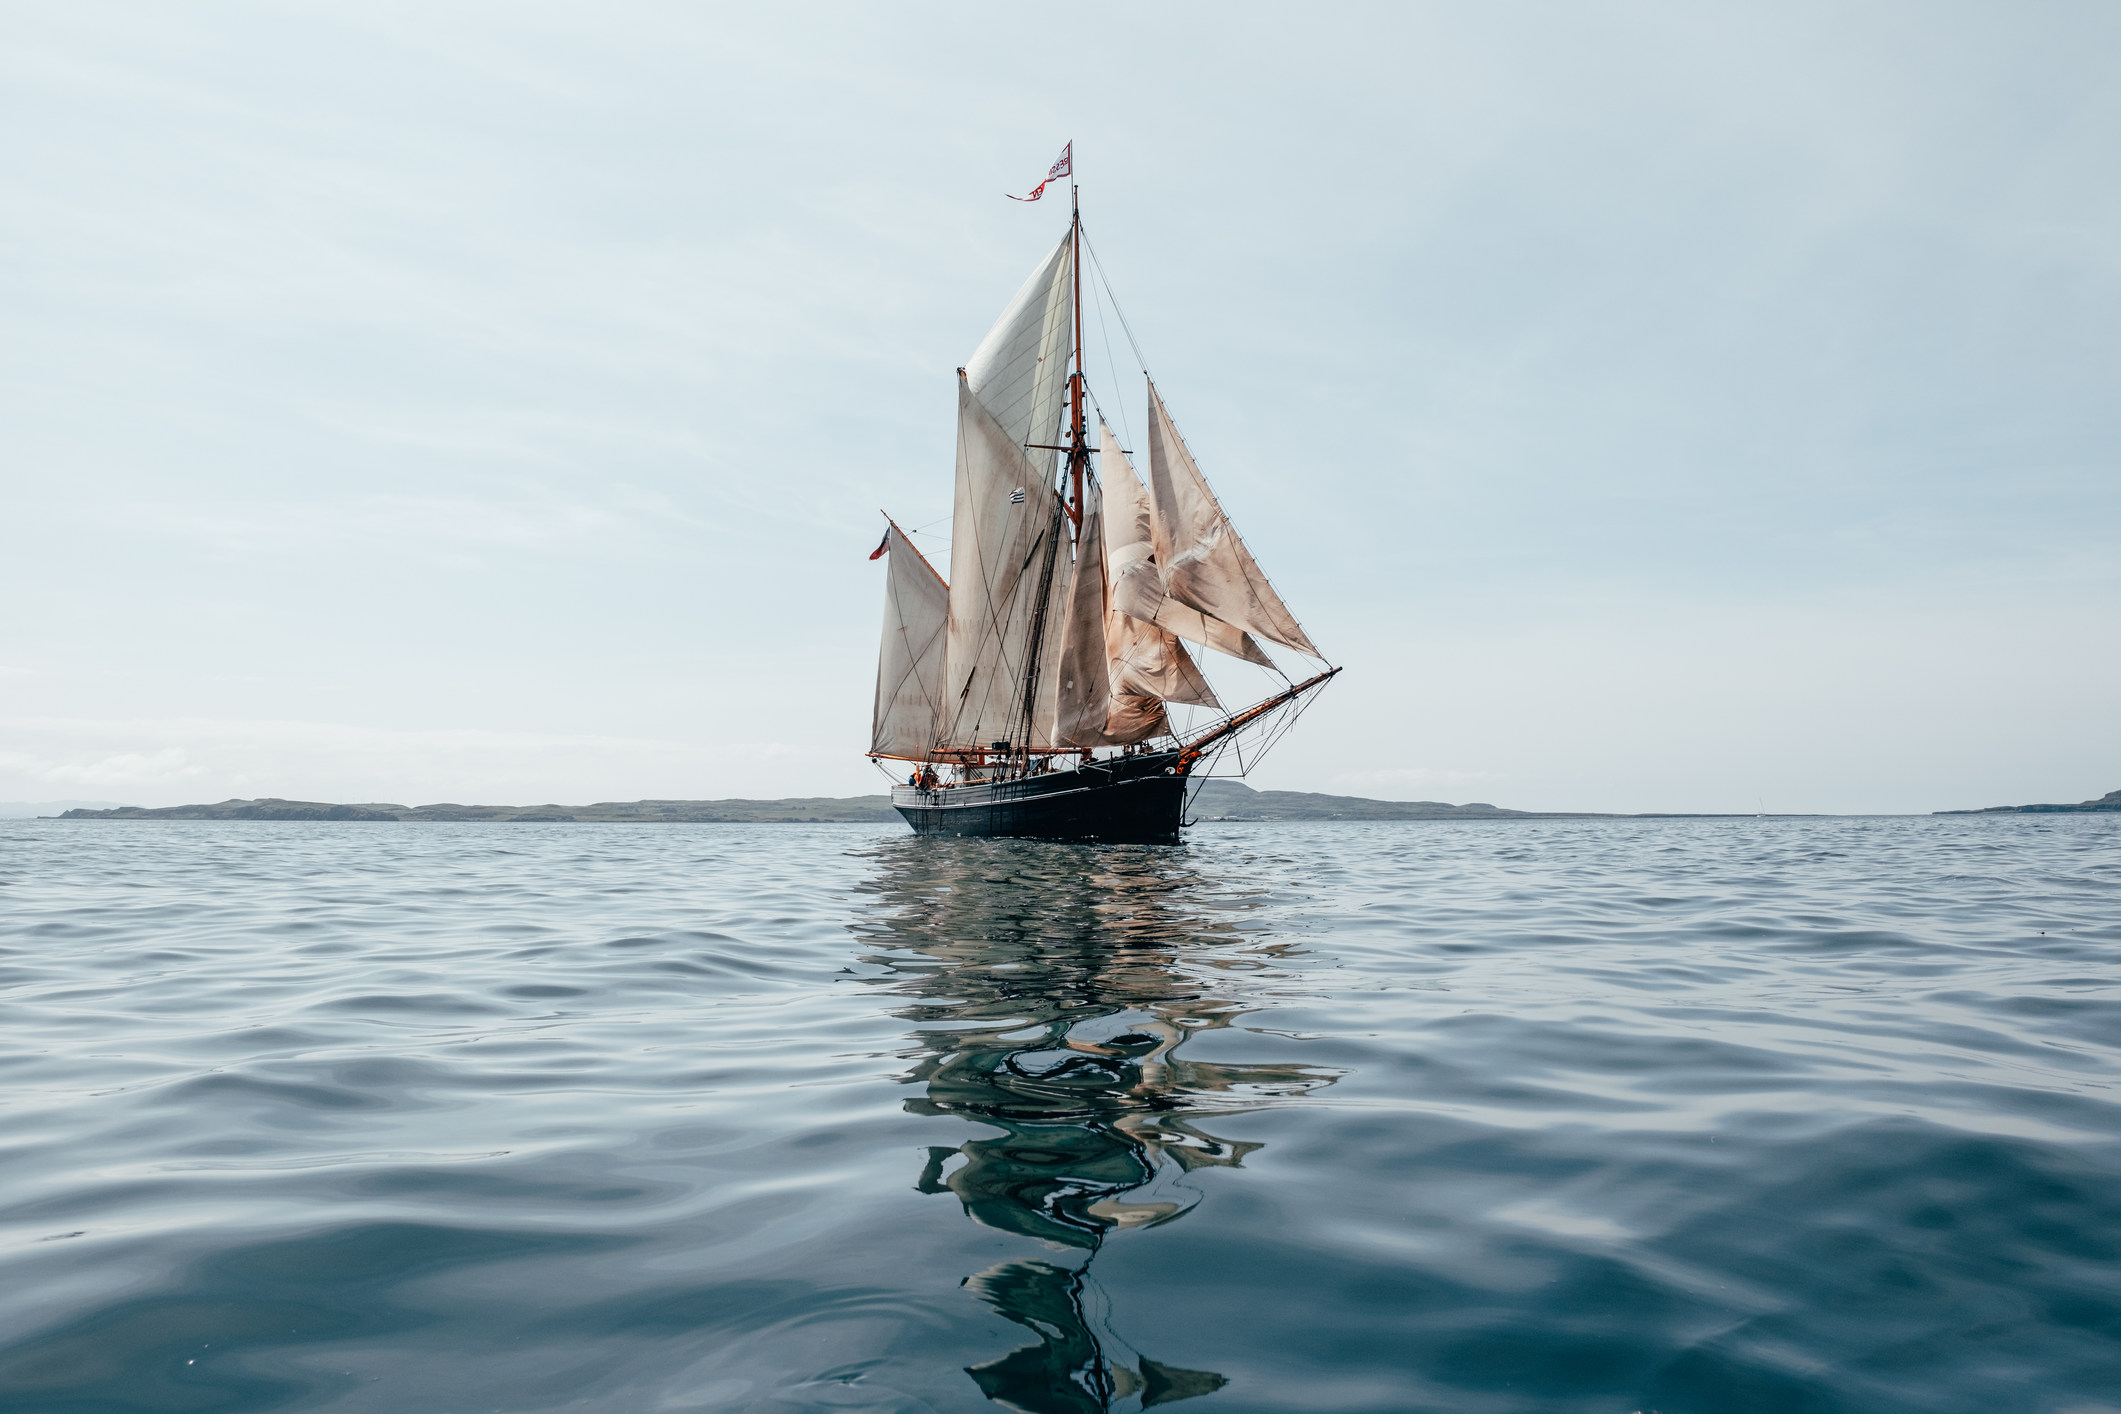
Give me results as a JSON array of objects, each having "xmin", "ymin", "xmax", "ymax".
[
  {"xmin": 1100, "ymin": 419, "xmax": 1156, "ymax": 581},
  {"xmin": 1110, "ymin": 610, "xmax": 1217, "ymax": 709},
  {"xmin": 1101, "ymin": 421, "xmax": 1271, "ymax": 669},
  {"xmin": 1103, "ymin": 684, "xmax": 1169, "ymax": 744},
  {"xmin": 964, "ymin": 232, "xmax": 1074, "ymax": 480},
  {"xmin": 942, "ymin": 377, "xmax": 1063, "ymax": 750},
  {"xmin": 1145, "ymin": 382, "xmax": 1320, "ymax": 657},
  {"xmin": 1053, "ymin": 481, "xmax": 1116, "ymax": 747},
  {"xmin": 870, "ymin": 523, "xmax": 951, "ymax": 760}
]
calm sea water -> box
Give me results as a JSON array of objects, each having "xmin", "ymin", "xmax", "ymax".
[{"xmin": 2, "ymin": 816, "xmax": 2117, "ymax": 1413}]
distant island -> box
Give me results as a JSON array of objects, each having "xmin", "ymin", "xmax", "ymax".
[
  {"xmin": 52, "ymin": 782, "xmax": 1631, "ymax": 824},
  {"xmin": 56, "ymin": 796, "xmax": 903, "ymax": 824},
  {"xmin": 44, "ymin": 787, "xmax": 2116, "ymax": 823},
  {"xmin": 1935, "ymin": 789, "xmax": 2121, "ymax": 815}
]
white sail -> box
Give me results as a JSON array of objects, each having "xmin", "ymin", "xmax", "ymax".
[
  {"xmin": 964, "ymin": 232, "xmax": 1075, "ymax": 481},
  {"xmin": 942, "ymin": 377, "xmax": 1065, "ymax": 750},
  {"xmin": 1101, "ymin": 421, "xmax": 1271, "ymax": 668},
  {"xmin": 1145, "ymin": 382, "xmax": 1320, "ymax": 657},
  {"xmin": 870, "ymin": 523, "xmax": 951, "ymax": 760}
]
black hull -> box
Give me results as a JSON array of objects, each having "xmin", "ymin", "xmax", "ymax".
[{"xmin": 892, "ymin": 752, "xmax": 1187, "ymax": 842}]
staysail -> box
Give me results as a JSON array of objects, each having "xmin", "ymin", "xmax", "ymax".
[
  {"xmin": 1109, "ymin": 604, "xmax": 1217, "ymax": 711},
  {"xmin": 1144, "ymin": 381, "xmax": 1320, "ymax": 657},
  {"xmin": 1101, "ymin": 421, "xmax": 1269, "ymax": 669},
  {"xmin": 942, "ymin": 377, "xmax": 1065, "ymax": 750},
  {"xmin": 870, "ymin": 523, "xmax": 950, "ymax": 760}
]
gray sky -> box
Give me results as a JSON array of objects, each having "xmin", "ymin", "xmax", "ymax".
[{"xmin": 4, "ymin": 2, "xmax": 2117, "ymax": 813}]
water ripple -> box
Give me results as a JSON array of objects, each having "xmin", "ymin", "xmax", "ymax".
[{"xmin": 1, "ymin": 815, "xmax": 2116, "ymax": 1411}]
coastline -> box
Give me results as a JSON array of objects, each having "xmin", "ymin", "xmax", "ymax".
[{"xmin": 40, "ymin": 782, "xmax": 2113, "ymax": 824}]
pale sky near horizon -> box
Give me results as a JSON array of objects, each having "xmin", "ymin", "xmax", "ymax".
[{"xmin": 4, "ymin": 2, "xmax": 2117, "ymax": 815}]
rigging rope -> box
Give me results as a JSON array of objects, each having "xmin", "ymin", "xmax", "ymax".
[
  {"xmin": 1084, "ymin": 225, "xmax": 1321, "ymax": 679},
  {"xmin": 1081, "ymin": 229, "xmax": 1151, "ymax": 374},
  {"xmin": 1087, "ymin": 250, "xmax": 1135, "ymax": 455}
]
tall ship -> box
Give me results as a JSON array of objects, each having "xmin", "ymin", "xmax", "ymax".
[{"xmin": 869, "ymin": 157, "xmax": 1338, "ymax": 841}]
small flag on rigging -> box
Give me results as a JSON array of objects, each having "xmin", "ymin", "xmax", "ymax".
[
  {"xmin": 1007, "ymin": 142, "xmax": 1072, "ymax": 202},
  {"xmin": 1009, "ymin": 487, "xmax": 1026, "ymax": 504},
  {"xmin": 868, "ymin": 530, "xmax": 890, "ymax": 560}
]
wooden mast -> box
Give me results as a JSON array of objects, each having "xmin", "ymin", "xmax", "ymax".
[
  {"xmin": 1004, "ymin": 168, "xmax": 1084, "ymax": 774},
  {"xmin": 1067, "ymin": 171, "xmax": 1086, "ymax": 538},
  {"xmin": 1067, "ymin": 168, "xmax": 1091, "ymax": 762}
]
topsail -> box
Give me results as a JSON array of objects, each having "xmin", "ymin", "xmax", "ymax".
[{"xmin": 964, "ymin": 232, "xmax": 1074, "ymax": 477}]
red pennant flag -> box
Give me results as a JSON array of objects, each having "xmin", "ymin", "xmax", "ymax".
[
  {"xmin": 1007, "ymin": 142, "xmax": 1072, "ymax": 202},
  {"xmin": 868, "ymin": 529, "xmax": 891, "ymax": 560}
]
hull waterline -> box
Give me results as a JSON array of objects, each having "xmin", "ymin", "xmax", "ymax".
[{"xmin": 891, "ymin": 751, "xmax": 1187, "ymax": 842}]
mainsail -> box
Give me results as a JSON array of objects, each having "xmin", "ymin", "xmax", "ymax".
[
  {"xmin": 941, "ymin": 377, "xmax": 1064, "ymax": 750},
  {"xmin": 1143, "ymin": 381, "xmax": 1320, "ymax": 658},
  {"xmin": 870, "ymin": 523, "xmax": 950, "ymax": 760}
]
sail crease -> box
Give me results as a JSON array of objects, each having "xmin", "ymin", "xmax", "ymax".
[
  {"xmin": 964, "ymin": 233, "xmax": 1075, "ymax": 486},
  {"xmin": 1144, "ymin": 382, "xmax": 1320, "ymax": 657},
  {"xmin": 942, "ymin": 378, "xmax": 1063, "ymax": 750},
  {"xmin": 1103, "ymin": 421, "xmax": 1273, "ymax": 666}
]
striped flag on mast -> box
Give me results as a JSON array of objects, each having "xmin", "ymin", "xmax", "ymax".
[{"xmin": 1007, "ymin": 142, "xmax": 1071, "ymax": 202}]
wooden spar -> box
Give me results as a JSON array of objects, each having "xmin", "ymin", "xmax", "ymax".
[
  {"xmin": 876, "ymin": 510, "xmax": 947, "ymax": 588},
  {"xmin": 1176, "ymin": 667, "xmax": 1342, "ymax": 773}
]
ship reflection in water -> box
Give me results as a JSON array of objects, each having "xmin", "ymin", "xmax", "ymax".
[{"xmin": 855, "ymin": 836, "xmax": 1339, "ymax": 1413}]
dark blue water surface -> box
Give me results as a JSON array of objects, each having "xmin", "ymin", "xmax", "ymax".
[{"xmin": 2, "ymin": 816, "xmax": 2118, "ymax": 1413}]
